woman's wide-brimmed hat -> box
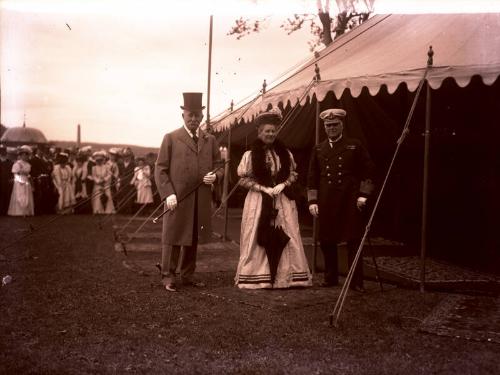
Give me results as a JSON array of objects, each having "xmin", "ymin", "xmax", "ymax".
[
  {"xmin": 17, "ymin": 145, "xmax": 33, "ymax": 154},
  {"xmin": 92, "ymin": 150, "xmax": 107, "ymax": 161},
  {"xmin": 108, "ymin": 147, "xmax": 121, "ymax": 155},
  {"xmin": 180, "ymin": 92, "xmax": 205, "ymax": 111},
  {"xmin": 56, "ymin": 152, "xmax": 69, "ymax": 164},
  {"xmin": 121, "ymin": 147, "xmax": 134, "ymax": 157},
  {"xmin": 255, "ymin": 108, "xmax": 282, "ymax": 128}
]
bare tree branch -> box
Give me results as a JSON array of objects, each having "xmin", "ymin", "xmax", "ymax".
[{"xmin": 228, "ymin": 1, "xmax": 372, "ymax": 51}]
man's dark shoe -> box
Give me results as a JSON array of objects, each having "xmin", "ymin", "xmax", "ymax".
[{"xmin": 181, "ymin": 280, "xmax": 206, "ymax": 287}]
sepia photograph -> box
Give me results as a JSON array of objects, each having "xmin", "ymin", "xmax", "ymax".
[{"xmin": 1, "ymin": 0, "xmax": 499, "ymax": 373}]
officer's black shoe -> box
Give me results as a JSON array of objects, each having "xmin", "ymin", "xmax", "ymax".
[
  {"xmin": 349, "ymin": 285, "xmax": 365, "ymax": 293},
  {"xmin": 320, "ymin": 280, "xmax": 339, "ymax": 287}
]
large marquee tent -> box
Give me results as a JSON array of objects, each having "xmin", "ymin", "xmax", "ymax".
[{"xmin": 211, "ymin": 13, "xmax": 500, "ymax": 274}]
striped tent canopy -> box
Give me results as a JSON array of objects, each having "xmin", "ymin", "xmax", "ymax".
[{"xmin": 211, "ymin": 13, "xmax": 500, "ymax": 131}]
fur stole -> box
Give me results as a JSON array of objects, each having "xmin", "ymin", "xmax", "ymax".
[
  {"xmin": 251, "ymin": 139, "xmax": 294, "ymax": 256},
  {"xmin": 250, "ymin": 138, "xmax": 290, "ymax": 187}
]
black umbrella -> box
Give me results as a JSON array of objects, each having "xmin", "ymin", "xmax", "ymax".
[{"xmin": 257, "ymin": 196, "xmax": 290, "ymax": 284}]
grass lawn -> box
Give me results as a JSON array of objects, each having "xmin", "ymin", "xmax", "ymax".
[{"xmin": 0, "ymin": 215, "xmax": 499, "ymax": 374}]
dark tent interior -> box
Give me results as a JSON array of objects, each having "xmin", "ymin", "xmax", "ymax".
[{"xmin": 215, "ymin": 75, "xmax": 500, "ymax": 274}]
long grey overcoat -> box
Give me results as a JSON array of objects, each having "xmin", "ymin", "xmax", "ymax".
[{"xmin": 154, "ymin": 127, "xmax": 223, "ymax": 246}]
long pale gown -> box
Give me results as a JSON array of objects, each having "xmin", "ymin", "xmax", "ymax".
[
  {"xmin": 91, "ymin": 164, "xmax": 115, "ymax": 214},
  {"xmin": 52, "ymin": 164, "xmax": 76, "ymax": 213},
  {"xmin": 234, "ymin": 149, "xmax": 312, "ymax": 289},
  {"xmin": 8, "ymin": 159, "xmax": 34, "ymax": 216},
  {"xmin": 131, "ymin": 165, "xmax": 153, "ymax": 204}
]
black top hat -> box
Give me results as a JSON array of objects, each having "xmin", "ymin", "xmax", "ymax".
[{"xmin": 180, "ymin": 92, "xmax": 205, "ymax": 111}]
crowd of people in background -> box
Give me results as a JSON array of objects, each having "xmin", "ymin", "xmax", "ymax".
[{"xmin": 0, "ymin": 143, "xmax": 159, "ymax": 217}]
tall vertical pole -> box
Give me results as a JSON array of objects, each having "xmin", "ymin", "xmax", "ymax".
[
  {"xmin": 420, "ymin": 46, "xmax": 433, "ymax": 293},
  {"xmin": 0, "ymin": 74, "xmax": 2, "ymax": 128},
  {"xmin": 77, "ymin": 124, "xmax": 81, "ymax": 149},
  {"xmin": 312, "ymin": 99, "xmax": 320, "ymax": 274},
  {"xmin": 222, "ymin": 100, "xmax": 234, "ymax": 241},
  {"xmin": 206, "ymin": 15, "xmax": 213, "ymax": 133},
  {"xmin": 312, "ymin": 63, "xmax": 321, "ymax": 275}
]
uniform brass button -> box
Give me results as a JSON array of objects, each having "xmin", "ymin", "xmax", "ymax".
[
  {"xmin": 338, "ymin": 164, "xmax": 342, "ymax": 167},
  {"xmin": 338, "ymin": 156, "xmax": 342, "ymax": 160},
  {"xmin": 326, "ymin": 165, "xmax": 330, "ymax": 169},
  {"xmin": 338, "ymin": 172, "xmax": 342, "ymax": 175},
  {"xmin": 338, "ymin": 179, "xmax": 342, "ymax": 183},
  {"xmin": 327, "ymin": 173, "xmax": 331, "ymax": 176},
  {"xmin": 328, "ymin": 181, "xmax": 332, "ymax": 184}
]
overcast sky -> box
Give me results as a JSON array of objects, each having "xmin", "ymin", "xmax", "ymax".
[{"xmin": 1, "ymin": 0, "xmax": 498, "ymax": 147}]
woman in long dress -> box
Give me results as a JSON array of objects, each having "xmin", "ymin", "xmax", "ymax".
[
  {"xmin": 8, "ymin": 145, "xmax": 35, "ymax": 216},
  {"xmin": 52, "ymin": 152, "xmax": 75, "ymax": 213},
  {"xmin": 73, "ymin": 154, "xmax": 88, "ymax": 200},
  {"xmin": 91, "ymin": 151, "xmax": 115, "ymax": 214},
  {"xmin": 106, "ymin": 148, "xmax": 120, "ymax": 207},
  {"xmin": 235, "ymin": 109, "xmax": 312, "ymax": 289},
  {"xmin": 130, "ymin": 157, "xmax": 153, "ymax": 205},
  {"xmin": 72, "ymin": 154, "xmax": 88, "ymax": 213}
]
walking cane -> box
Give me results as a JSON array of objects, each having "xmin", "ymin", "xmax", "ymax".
[{"xmin": 152, "ymin": 161, "xmax": 229, "ymax": 224}]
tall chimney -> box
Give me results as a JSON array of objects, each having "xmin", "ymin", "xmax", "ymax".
[{"xmin": 77, "ymin": 124, "xmax": 81, "ymax": 148}]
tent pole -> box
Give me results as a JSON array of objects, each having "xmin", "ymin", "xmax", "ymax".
[
  {"xmin": 206, "ymin": 15, "xmax": 213, "ymax": 132},
  {"xmin": 420, "ymin": 82, "xmax": 431, "ymax": 292},
  {"xmin": 222, "ymin": 100, "xmax": 234, "ymax": 241},
  {"xmin": 420, "ymin": 47, "xmax": 433, "ymax": 293},
  {"xmin": 312, "ymin": 97, "xmax": 320, "ymax": 275},
  {"xmin": 0, "ymin": 74, "xmax": 2, "ymax": 127},
  {"xmin": 312, "ymin": 64, "xmax": 321, "ymax": 275}
]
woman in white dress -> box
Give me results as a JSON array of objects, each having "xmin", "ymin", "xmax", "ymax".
[
  {"xmin": 91, "ymin": 151, "xmax": 115, "ymax": 214},
  {"xmin": 8, "ymin": 145, "xmax": 34, "ymax": 216},
  {"xmin": 235, "ymin": 109, "xmax": 312, "ymax": 289},
  {"xmin": 130, "ymin": 157, "xmax": 153, "ymax": 205},
  {"xmin": 52, "ymin": 152, "xmax": 75, "ymax": 213}
]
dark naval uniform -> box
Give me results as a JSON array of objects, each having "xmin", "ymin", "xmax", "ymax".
[{"xmin": 307, "ymin": 136, "xmax": 375, "ymax": 287}]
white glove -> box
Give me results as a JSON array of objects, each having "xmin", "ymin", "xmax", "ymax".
[
  {"xmin": 166, "ymin": 194, "xmax": 177, "ymax": 211},
  {"xmin": 203, "ymin": 172, "xmax": 216, "ymax": 185},
  {"xmin": 309, "ymin": 204, "xmax": 319, "ymax": 217},
  {"xmin": 271, "ymin": 183, "xmax": 286, "ymax": 196},
  {"xmin": 261, "ymin": 186, "xmax": 274, "ymax": 197},
  {"xmin": 356, "ymin": 197, "xmax": 367, "ymax": 211}
]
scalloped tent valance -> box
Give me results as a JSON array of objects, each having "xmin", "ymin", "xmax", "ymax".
[{"xmin": 212, "ymin": 13, "xmax": 500, "ymax": 131}]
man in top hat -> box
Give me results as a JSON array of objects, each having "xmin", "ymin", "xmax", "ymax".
[
  {"xmin": 155, "ymin": 92, "xmax": 223, "ymax": 292},
  {"xmin": 307, "ymin": 108, "xmax": 376, "ymax": 292}
]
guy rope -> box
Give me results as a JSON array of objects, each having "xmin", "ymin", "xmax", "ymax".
[{"xmin": 329, "ymin": 46, "xmax": 434, "ymax": 327}]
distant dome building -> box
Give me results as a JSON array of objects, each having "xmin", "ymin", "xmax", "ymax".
[{"xmin": 0, "ymin": 121, "xmax": 48, "ymax": 146}]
